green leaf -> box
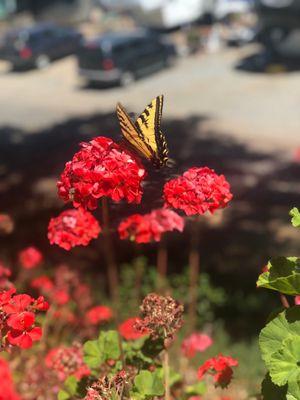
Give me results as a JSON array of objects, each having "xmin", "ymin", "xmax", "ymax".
[
  {"xmin": 290, "ymin": 208, "xmax": 300, "ymax": 228},
  {"xmin": 58, "ymin": 390, "xmax": 70, "ymax": 400},
  {"xmin": 169, "ymin": 369, "xmax": 182, "ymax": 387},
  {"xmin": 260, "ymin": 308, "xmax": 300, "ymax": 397},
  {"xmin": 287, "ymin": 379, "xmax": 300, "ymax": 399},
  {"xmin": 64, "ymin": 376, "xmax": 78, "ymax": 395},
  {"xmin": 83, "ymin": 330, "xmax": 121, "ymax": 369},
  {"xmin": 259, "ymin": 307, "xmax": 300, "ymax": 365},
  {"xmin": 268, "ymin": 336, "xmax": 300, "ymax": 386},
  {"xmin": 133, "ymin": 369, "xmax": 165, "ymax": 397},
  {"xmin": 257, "ymin": 257, "xmax": 300, "ymax": 295},
  {"xmin": 261, "ymin": 373, "xmax": 287, "ymax": 400},
  {"xmin": 83, "ymin": 339, "xmax": 103, "ymax": 369},
  {"xmin": 99, "ymin": 330, "xmax": 121, "ymax": 360},
  {"xmin": 185, "ymin": 381, "xmax": 207, "ymax": 396}
]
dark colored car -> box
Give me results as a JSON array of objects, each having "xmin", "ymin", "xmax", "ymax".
[
  {"xmin": 256, "ymin": 0, "xmax": 300, "ymax": 59},
  {"xmin": 77, "ymin": 30, "xmax": 177, "ymax": 86},
  {"xmin": 0, "ymin": 23, "xmax": 82, "ymax": 69}
]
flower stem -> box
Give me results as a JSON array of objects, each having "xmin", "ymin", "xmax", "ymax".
[
  {"xmin": 163, "ymin": 348, "xmax": 171, "ymax": 400},
  {"xmin": 188, "ymin": 218, "xmax": 200, "ymax": 331},
  {"xmin": 156, "ymin": 238, "xmax": 168, "ymax": 293},
  {"xmin": 101, "ymin": 197, "xmax": 119, "ymax": 305},
  {"xmin": 280, "ymin": 293, "xmax": 290, "ymax": 308}
]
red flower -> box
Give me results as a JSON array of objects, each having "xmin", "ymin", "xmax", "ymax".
[
  {"xmin": 7, "ymin": 311, "xmax": 35, "ymax": 330},
  {"xmin": 295, "ymin": 296, "xmax": 300, "ymax": 305},
  {"xmin": 48, "ymin": 208, "xmax": 101, "ymax": 250},
  {"xmin": 0, "ymin": 358, "xmax": 20, "ymax": 400},
  {"xmin": 86, "ymin": 305, "xmax": 113, "ymax": 325},
  {"xmin": 3, "ymin": 294, "xmax": 33, "ymax": 313},
  {"xmin": 18, "ymin": 247, "xmax": 43, "ymax": 269},
  {"xmin": 34, "ymin": 296, "xmax": 50, "ymax": 311},
  {"xmin": 45, "ymin": 343, "xmax": 90, "ymax": 381},
  {"xmin": 197, "ymin": 354, "xmax": 238, "ymax": 388},
  {"xmin": 0, "ymin": 262, "xmax": 13, "ymax": 290},
  {"xmin": 53, "ymin": 289, "xmax": 70, "ymax": 305},
  {"xmin": 188, "ymin": 397, "xmax": 202, "ymax": 400},
  {"xmin": 181, "ymin": 333, "xmax": 213, "ymax": 358},
  {"xmin": 118, "ymin": 317, "xmax": 149, "ymax": 340},
  {"xmin": 164, "ymin": 167, "xmax": 232, "ymax": 216},
  {"xmin": 118, "ymin": 208, "xmax": 184, "ymax": 243},
  {"xmin": 7, "ymin": 326, "xmax": 42, "ymax": 349},
  {"xmin": 294, "ymin": 148, "xmax": 300, "ymax": 163},
  {"xmin": 31, "ymin": 276, "xmax": 54, "ymax": 292},
  {"xmin": 0, "ymin": 289, "xmax": 47, "ymax": 350},
  {"xmin": 57, "ymin": 136, "xmax": 146, "ymax": 210}
]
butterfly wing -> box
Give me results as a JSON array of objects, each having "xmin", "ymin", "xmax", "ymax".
[
  {"xmin": 134, "ymin": 95, "xmax": 169, "ymax": 167},
  {"xmin": 116, "ymin": 102, "xmax": 154, "ymax": 161},
  {"xmin": 116, "ymin": 95, "xmax": 168, "ymax": 168}
]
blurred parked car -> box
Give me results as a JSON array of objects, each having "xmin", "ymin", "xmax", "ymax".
[
  {"xmin": 77, "ymin": 31, "xmax": 177, "ymax": 86},
  {"xmin": 256, "ymin": 0, "xmax": 300, "ymax": 59},
  {"xmin": 0, "ymin": 23, "xmax": 82, "ymax": 69}
]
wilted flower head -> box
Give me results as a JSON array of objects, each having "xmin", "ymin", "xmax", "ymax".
[
  {"xmin": 48, "ymin": 208, "xmax": 101, "ymax": 250},
  {"xmin": 18, "ymin": 247, "xmax": 43, "ymax": 269},
  {"xmin": 118, "ymin": 317, "xmax": 149, "ymax": 341},
  {"xmin": 136, "ymin": 293, "xmax": 184, "ymax": 342},
  {"xmin": 181, "ymin": 333, "xmax": 213, "ymax": 358},
  {"xmin": 57, "ymin": 136, "xmax": 146, "ymax": 210},
  {"xmin": 86, "ymin": 305, "xmax": 113, "ymax": 325},
  {"xmin": 164, "ymin": 167, "xmax": 232, "ymax": 216},
  {"xmin": 118, "ymin": 208, "xmax": 184, "ymax": 243},
  {"xmin": 0, "ymin": 214, "xmax": 14, "ymax": 235},
  {"xmin": 197, "ymin": 354, "xmax": 238, "ymax": 388},
  {"xmin": 84, "ymin": 371, "xmax": 127, "ymax": 400},
  {"xmin": 45, "ymin": 343, "xmax": 90, "ymax": 382}
]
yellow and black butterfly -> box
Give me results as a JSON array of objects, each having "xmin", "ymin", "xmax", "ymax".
[{"xmin": 116, "ymin": 95, "xmax": 169, "ymax": 168}]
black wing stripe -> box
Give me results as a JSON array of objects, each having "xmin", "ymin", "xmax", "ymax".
[{"xmin": 117, "ymin": 104, "xmax": 154, "ymax": 155}]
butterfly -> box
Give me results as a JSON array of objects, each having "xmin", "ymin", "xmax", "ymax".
[{"xmin": 116, "ymin": 95, "xmax": 169, "ymax": 168}]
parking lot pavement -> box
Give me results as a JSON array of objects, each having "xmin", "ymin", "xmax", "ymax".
[{"xmin": 0, "ymin": 46, "xmax": 299, "ymax": 153}]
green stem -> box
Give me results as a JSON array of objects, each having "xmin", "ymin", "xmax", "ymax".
[
  {"xmin": 280, "ymin": 293, "xmax": 290, "ymax": 308},
  {"xmin": 156, "ymin": 238, "xmax": 168, "ymax": 293},
  {"xmin": 163, "ymin": 348, "xmax": 171, "ymax": 400},
  {"xmin": 188, "ymin": 218, "xmax": 200, "ymax": 331},
  {"xmin": 101, "ymin": 197, "xmax": 119, "ymax": 305}
]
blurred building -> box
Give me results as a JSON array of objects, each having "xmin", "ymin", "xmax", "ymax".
[{"xmin": 99, "ymin": 0, "xmax": 216, "ymax": 29}]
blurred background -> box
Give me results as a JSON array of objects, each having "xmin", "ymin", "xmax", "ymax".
[{"xmin": 0, "ymin": 0, "xmax": 299, "ymax": 396}]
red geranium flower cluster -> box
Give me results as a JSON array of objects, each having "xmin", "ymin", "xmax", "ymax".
[
  {"xmin": 57, "ymin": 136, "xmax": 146, "ymax": 210},
  {"xmin": 45, "ymin": 343, "xmax": 90, "ymax": 382},
  {"xmin": 31, "ymin": 265, "xmax": 94, "ymax": 327},
  {"xmin": 86, "ymin": 305, "xmax": 113, "ymax": 325},
  {"xmin": 0, "ymin": 262, "xmax": 13, "ymax": 290},
  {"xmin": 118, "ymin": 208, "xmax": 184, "ymax": 243},
  {"xmin": 181, "ymin": 332, "xmax": 213, "ymax": 358},
  {"xmin": 118, "ymin": 317, "xmax": 149, "ymax": 340},
  {"xmin": 164, "ymin": 167, "xmax": 232, "ymax": 216},
  {"xmin": 0, "ymin": 358, "xmax": 20, "ymax": 400},
  {"xmin": 48, "ymin": 208, "xmax": 101, "ymax": 250},
  {"xmin": 0, "ymin": 288, "xmax": 48, "ymax": 349},
  {"xmin": 18, "ymin": 246, "xmax": 43, "ymax": 270},
  {"xmin": 197, "ymin": 354, "xmax": 238, "ymax": 388}
]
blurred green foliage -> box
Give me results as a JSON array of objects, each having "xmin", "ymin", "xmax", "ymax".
[{"xmin": 118, "ymin": 257, "xmax": 226, "ymax": 328}]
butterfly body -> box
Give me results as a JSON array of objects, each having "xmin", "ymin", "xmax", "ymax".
[{"xmin": 116, "ymin": 95, "xmax": 169, "ymax": 168}]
